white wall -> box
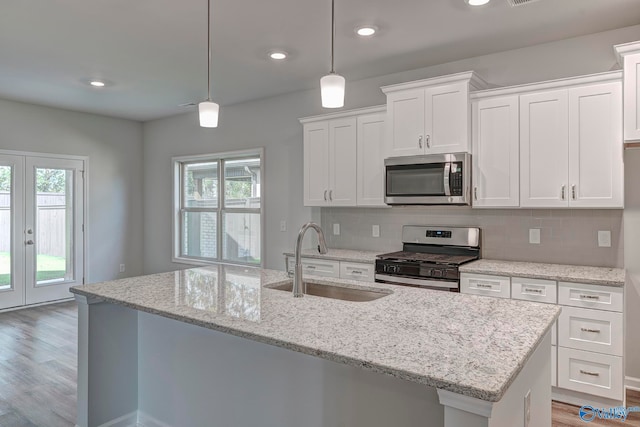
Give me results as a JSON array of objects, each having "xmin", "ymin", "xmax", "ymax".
[
  {"xmin": 624, "ymin": 149, "xmax": 640, "ymax": 381},
  {"xmin": 143, "ymin": 24, "xmax": 640, "ymax": 273},
  {"xmin": 0, "ymin": 98, "xmax": 144, "ymax": 283}
]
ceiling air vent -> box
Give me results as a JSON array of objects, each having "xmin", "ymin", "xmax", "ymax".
[{"xmin": 507, "ymin": 0, "xmax": 541, "ymax": 6}]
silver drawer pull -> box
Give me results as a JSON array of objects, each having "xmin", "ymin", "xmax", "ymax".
[
  {"xmin": 306, "ymin": 265, "xmax": 316, "ymax": 269},
  {"xmin": 579, "ymin": 370, "xmax": 600, "ymax": 377},
  {"xmin": 350, "ymin": 270, "xmax": 362, "ymax": 274},
  {"xmin": 580, "ymin": 328, "xmax": 601, "ymax": 333},
  {"xmin": 523, "ymin": 288, "xmax": 543, "ymax": 294},
  {"xmin": 580, "ymin": 294, "xmax": 600, "ymax": 300},
  {"xmin": 476, "ymin": 283, "xmax": 494, "ymax": 289}
]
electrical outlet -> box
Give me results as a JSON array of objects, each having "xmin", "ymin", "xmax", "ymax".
[
  {"xmin": 372, "ymin": 225, "xmax": 380, "ymax": 238},
  {"xmin": 529, "ymin": 229, "xmax": 540, "ymax": 244},
  {"xmin": 119, "ymin": 264, "xmax": 125, "ymax": 273},
  {"xmin": 280, "ymin": 220, "xmax": 287, "ymax": 232},
  {"xmin": 598, "ymin": 230, "xmax": 611, "ymax": 247},
  {"xmin": 524, "ymin": 390, "xmax": 531, "ymax": 427},
  {"xmin": 333, "ymin": 223, "xmax": 340, "ymax": 235}
]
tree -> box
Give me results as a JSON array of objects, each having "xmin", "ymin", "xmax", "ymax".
[{"xmin": 0, "ymin": 168, "xmax": 67, "ymax": 194}]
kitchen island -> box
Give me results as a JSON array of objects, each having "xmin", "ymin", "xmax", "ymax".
[{"xmin": 71, "ymin": 263, "xmax": 559, "ymax": 427}]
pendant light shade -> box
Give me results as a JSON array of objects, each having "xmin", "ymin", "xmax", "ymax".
[
  {"xmin": 200, "ymin": 0, "xmax": 219, "ymax": 128},
  {"xmin": 199, "ymin": 101, "xmax": 219, "ymax": 128},
  {"xmin": 320, "ymin": 0, "xmax": 344, "ymax": 109},
  {"xmin": 320, "ymin": 73, "xmax": 345, "ymax": 108}
]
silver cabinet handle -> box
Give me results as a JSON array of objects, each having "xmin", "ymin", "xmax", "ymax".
[
  {"xmin": 561, "ymin": 185, "xmax": 566, "ymax": 200},
  {"xmin": 474, "ymin": 186, "xmax": 478, "ymax": 201},
  {"xmin": 329, "ymin": 190, "xmax": 333, "ymax": 201},
  {"xmin": 476, "ymin": 283, "xmax": 493, "ymax": 289},
  {"xmin": 580, "ymin": 294, "xmax": 600, "ymax": 300},
  {"xmin": 26, "ymin": 229, "xmax": 33, "ymax": 235},
  {"xmin": 324, "ymin": 190, "xmax": 327, "ymax": 201},
  {"xmin": 523, "ymin": 288, "xmax": 543, "ymax": 294},
  {"xmin": 350, "ymin": 270, "xmax": 362, "ymax": 275},
  {"xmin": 426, "ymin": 135, "xmax": 431, "ymax": 148},
  {"xmin": 579, "ymin": 370, "xmax": 600, "ymax": 377},
  {"xmin": 580, "ymin": 328, "xmax": 601, "ymax": 333},
  {"xmin": 572, "ymin": 184, "xmax": 576, "ymax": 200},
  {"xmin": 306, "ymin": 265, "xmax": 316, "ymax": 269},
  {"xmin": 26, "ymin": 240, "xmax": 34, "ymax": 245},
  {"xmin": 418, "ymin": 135, "xmax": 423, "ymax": 149}
]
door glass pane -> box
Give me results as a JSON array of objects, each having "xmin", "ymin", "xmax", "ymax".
[
  {"xmin": 182, "ymin": 211, "xmax": 217, "ymax": 259},
  {"xmin": 222, "ymin": 212, "xmax": 260, "ymax": 265},
  {"xmin": 35, "ymin": 168, "xmax": 74, "ymax": 285},
  {"xmin": 0, "ymin": 166, "xmax": 11, "ymax": 290},
  {"xmin": 224, "ymin": 158, "xmax": 260, "ymax": 208},
  {"xmin": 184, "ymin": 162, "xmax": 218, "ymax": 208}
]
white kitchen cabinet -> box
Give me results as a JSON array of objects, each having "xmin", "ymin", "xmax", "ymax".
[
  {"xmin": 615, "ymin": 41, "xmax": 640, "ymax": 142},
  {"xmin": 460, "ymin": 273, "xmax": 511, "ymax": 299},
  {"xmin": 339, "ymin": 262, "xmax": 374, "ymax": 282},
  {"xmin": 301, "ymin": 106, "xmax": 386, "ymax": 208},
  {"xmin": 285, "ymin": 256, "xmax": 374, "ymax": 282},
  {"xmin": 558, "ymin": 347, "xmax": 624, "ymax": 401},
  {"xmin": 356, "ymin": 112, "xmax": 386, "ymax": 206},
  {"xmin": 558, "ymin": 281, "xmax": 624, "ymax": 312},
  {"xmin": 558, "ymin": 306, "xmax": 623, "ymax": 356},
  {"xmin": 471, "ymin": 95, "xmax": 520, "ymax": 207},
  {"xmin": 519, "ymin": 74, "xmax": 623, "ymax": 208},
  {"xmin": 382, "ymin": 72, "xmax": 488, "ymax": 157}
]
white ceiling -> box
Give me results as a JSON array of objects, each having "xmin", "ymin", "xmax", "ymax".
[{"xmin": 0, "ymin": 0, "xmax": 638, "ymax": 121}]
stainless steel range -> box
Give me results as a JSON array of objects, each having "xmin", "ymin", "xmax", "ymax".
[{"xmin": 375, "ymin": 226, "xmax": 480, "ymax": 292}]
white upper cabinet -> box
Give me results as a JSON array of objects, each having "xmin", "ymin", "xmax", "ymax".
[
  {"xmin": 301, "ymin": 106, "xmax": 386, "ymax": 208},
  {"xmin": 520, "ymin": 89, "xmax": 570, "ymax": 208},
  {"xmin": 614, "ymin": 41, "xmax": 640, "ymax": 142},
  {"xmin": 471, "ymin": 95, "xmax": 520, "ymax": 207},
  {"xmin": 382, "ymin": 72, "xmax": 489, "ymax": 158},
  {"xmin": 568, "ymin": 82, "xmax": 623, "ymax": 208},
  {"xmin": 356, "ymin": 112, "xmax": 386, "ymax": 206}
]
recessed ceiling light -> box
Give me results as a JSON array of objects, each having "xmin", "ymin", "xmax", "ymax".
[
  {"xmin": 269, "ymin": 51, "xmax": 288, "ymax": 60},
  {"xmin": 465, "ymin": 0, "xmax": 490, "ymax": 5},
  {"xmin": 355, "ymin": 26, "xmax": 377, "ymax": 37},
  {"xmin": 89, "ymin": 80, "xmax": 106, "ymax": 87}
]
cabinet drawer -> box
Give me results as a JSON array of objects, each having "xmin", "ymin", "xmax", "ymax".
[
  {"xmin": 287, "ymin": 258, "xmax": 340, "ymax": 278},
  {"xmin": 557, "ymin": 347, "xmax": 623, "ymax": 400},
  {"xmin": 512, "ymin": 277, "xmax": 557, "ymax": 304},
  {"xmin": 558, "ymin": 282, "xmax": 623, "ymax": 312},
  {"xmin": 339, "ymin": 262, "xmax": 374, "ymax": 282},
  {"xmin": 552, "ymin": 345, "xmax": 557, "ymax": 388},
  {"xmin": 460, "ymin": 274, "xmax": 510, "ymax": 298},
  {"xmin": 558, "ymin": 306, "xmax": 623, "ymax": 356}
]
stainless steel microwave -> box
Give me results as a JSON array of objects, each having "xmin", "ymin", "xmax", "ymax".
[{"xmin": 384, "ymin": 153, "xmax": 471, "ymax": 205}]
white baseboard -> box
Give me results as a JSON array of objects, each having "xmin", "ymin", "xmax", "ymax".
[
  {"xmin": 626, "ymin": 376, "xmax": 640, "ymax": 391},
  {"xmin": 96, "ymin": 411, "xmax": 138, "ymax": 427},
  {"xmin": 137, "ymin": 411, "xmax": 174, "ymax": 427},
  {"xmin": 0, "ymin": 297, "xmax": 74, "ymax": 313}
]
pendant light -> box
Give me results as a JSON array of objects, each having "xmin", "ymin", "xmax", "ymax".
[
  {"xmin": 320, "ymin": 0, "xmax": 345, "ymax": 108},
  {"xmin": 199, "ymin": 0, "xmax": 219, "ymax": 127}
]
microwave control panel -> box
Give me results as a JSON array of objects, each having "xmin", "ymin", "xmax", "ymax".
[{"xmin": 450, "ymin": 162, "xmax": 463, "ymax": 196}]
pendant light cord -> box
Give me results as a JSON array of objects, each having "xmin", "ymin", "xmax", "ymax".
[
  {"xmin": 207, "ymin": 0, "xmax": 212, "ymax": 101},
  {"xmin": 330, "ymin": 0, "xmax": 335, "ymax": 74}
]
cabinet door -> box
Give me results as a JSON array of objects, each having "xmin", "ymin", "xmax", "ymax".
[
  {"xmin": 357, "ymin": 112, "xmax": 386, "ymax": 206},
  {"xmin": 568, "ymin": 82, "xmax": 623, "ymax": 208},
  {"xmin": 385, "ymin": 88, "xmax": 425, "ymax": 157},
  {"xmin": 472, "ymin": 96, "xmax": 519, "ymax": 207},
  {"xmin": 328, "ymin": 118, "xmax": 357, "ymax": 206},
  {"xmin": 425, "ymin": 82, "xmax": 470, "ymax": 154},
  {"xmin": 623, "ymin": 52, "xmax": 640, "ymax": 141},
  {"xmin": 303, "ymin": 122, "xmax": 330, "ymax": 206},
  {"xmin": 520, "ymin": 90, "xmax": 569, "ymax": 207}
]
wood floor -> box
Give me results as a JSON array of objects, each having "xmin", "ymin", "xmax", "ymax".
[{"xmin": 0, "ymin": 301, "xmax": 637, "ymax": 427}]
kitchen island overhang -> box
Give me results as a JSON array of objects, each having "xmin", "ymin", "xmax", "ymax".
[{"xmin": 71, "ymin": 264, "xmax": 559, "ymax": 427}]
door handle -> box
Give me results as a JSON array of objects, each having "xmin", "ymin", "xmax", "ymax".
[
  {"xmin": 561, "ymin": 185, "xmax": 566, "ymax": 201},
  {"xmin": 26, "ymin": 240, "xmax": 34, "ymax": 245},
  {"xmin": 324, "ymin": 190, "xmax": 327, "ymax": 201},
  {"xmin": 418, "ymin": 135, "xmax": 423, "ymax": 149},
  {"xmin": 426, "ymin": 135, "xmax": 431, "ymax": 149},
  {"xmin": 572, "ymin": 184, "xmax": 576, "ymax": 200},
  {"xmin": 474, "ymin": 186, "xmax": 478, "ymax": 201},
  {"xmin": 329, "ymin": 190, "xmax": 333, "ymax": 201}
]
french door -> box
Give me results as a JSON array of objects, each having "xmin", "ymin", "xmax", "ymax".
[{"xmin": 0, "ymin": 153, "xmax": 84, "ymax": 310}]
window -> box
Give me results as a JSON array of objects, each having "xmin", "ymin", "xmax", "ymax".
[{"xmin": 173, "ymin": 149, "xmax": 262, "ymax": 266}]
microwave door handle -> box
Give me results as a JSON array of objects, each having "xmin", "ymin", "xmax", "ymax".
[{"xmin": 443, "ymin": 162, "xmax": 451, "ymax": 196}]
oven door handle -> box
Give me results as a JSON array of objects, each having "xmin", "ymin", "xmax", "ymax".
[
  {"xmin": 375, "ymin": 274, "xmax": 458, "ymax": 289},
  {"xmin": 443, "ymin": 162, "xmax": 451, "ymax": 196}
]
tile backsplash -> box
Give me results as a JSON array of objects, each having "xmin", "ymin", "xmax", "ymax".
[{"xmin": 321, "ymin": 207, "xmax": 623, "ymax": 268}]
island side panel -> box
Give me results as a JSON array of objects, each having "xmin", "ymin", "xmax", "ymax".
[
  {"xmin": 75, "ymin": 296, "xmax": 139, "ymax": 427},
  {"xmin": 137, "ymin": 310, "xmax": 445, "ymax": 427}
]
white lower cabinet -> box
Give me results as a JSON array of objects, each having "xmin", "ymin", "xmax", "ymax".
[
  {"xmin": 558, "ymin": 347, "xmax": 624, "ymax": 400},
  {"xmin": 339, "ymin": 262, "xmax": 374, "ymax": 282},
  {"xmin": 286, "ymin": 257, "xmax": 373, "ymax": 282},
  {"xmin": 460, "ymin": 271, "xmax": 624, "ymax": 405}
]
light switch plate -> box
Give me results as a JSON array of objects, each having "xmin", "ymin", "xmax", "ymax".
[
  {"xmin": 529, "ymin": 229, "xmax": 540, "ymax": 244},
  {"xmin": 598, "ymin": 230, "xmax": 611, "ymax": 247},
  {"xmin": 333, "ymin": 223, "xmax": 340, "ymax": 235},
  {"xmin": 372, "ymin": 225, "xmax": 380, "ymax": 238},
  {"xmin": 280, "ymin": 220, "xmax": 287, "ymax": 232}
]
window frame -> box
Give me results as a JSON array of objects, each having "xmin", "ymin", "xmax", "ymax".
[{"xmin": 172, "ymin": 148, "xmax": 264, "ymax": 268}]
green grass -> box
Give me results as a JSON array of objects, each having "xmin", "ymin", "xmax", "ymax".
[{"xmin": 0, "ymin": 252, "xmax": 67, "ymax": 287}]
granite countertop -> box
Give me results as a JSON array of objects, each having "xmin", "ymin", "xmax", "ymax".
[
  {"xmin": 460, "ymin": 259, "xmax": 625, "ymax": 287},
  {"xmin": 70, "ymin": 264, "xmax": 559, "ymax": 403},
  {"xmin": 282, "ymin": 248, "xmax": 382, "ymax": 264}
]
